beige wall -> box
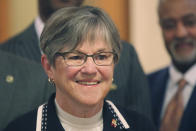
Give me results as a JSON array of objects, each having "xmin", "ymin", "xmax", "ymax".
[
  {"xmin": 8, "ymin": 0, "xmax": 129, "ymax": 40},
  {"xmin": 129, "ymin": 0, "xmax": 170, "ymax": 73},
  {"xmin": 8, "ymin": 0, "xmax": 37, "ymax": 38}
]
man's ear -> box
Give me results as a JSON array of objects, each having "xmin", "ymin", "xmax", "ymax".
[{"xmin": 41, "ymin": 54, "xmax": 54, "ymax": 79}]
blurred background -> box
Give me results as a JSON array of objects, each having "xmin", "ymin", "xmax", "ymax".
[{"xmin": 0, "ymin": 0, "xmax": 170, "ymax": 73}]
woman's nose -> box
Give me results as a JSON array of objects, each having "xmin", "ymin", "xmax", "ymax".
[{"xmin": 80, "ymin": 57, "xmax": 97, "ymax": 74}]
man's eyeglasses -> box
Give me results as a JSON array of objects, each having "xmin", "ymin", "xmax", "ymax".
[{"xmin": 55, "ymin": 51, "xmax": 116, "ymax": 66}]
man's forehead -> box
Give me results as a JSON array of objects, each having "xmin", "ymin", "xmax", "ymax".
[
  {"xmin": 159, "ymin": 0, "xmax": 196, "ymax": 4},
  {"xmin": 159, "ymin": 0, "xmax": 196, "ymax": 9},
  {"xmin": 159, "ymin": 0, "xmax": 196, "ymax": 18}
]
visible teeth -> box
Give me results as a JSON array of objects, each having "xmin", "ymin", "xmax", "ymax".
[{"xmin": 76, "ymin": 81, "xmax": 98, "ymax": 85}]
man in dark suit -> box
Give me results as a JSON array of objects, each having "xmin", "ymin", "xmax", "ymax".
[
  {"xmin": 148, "ymin": 0, "xmax": 196, "ymax": 130},
  {"xmin": 0, "ymin": 50, "xmax": 55, "ymax": 130},
  {"xmin": 0, "ymin": 0, "xmax": 152, "ymax": 120}
]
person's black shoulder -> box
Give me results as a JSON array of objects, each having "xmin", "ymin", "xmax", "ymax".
[
  {"xmin": 3, "ymin": 109, "xmax": 38, "ymax": 131},
  {"xmin": 120, "ymin": 40, "xmax": 137, "ymax": 57},
  {"xmin": 147, "ymin": 67, "xmax": 169, "ymax": 90}
]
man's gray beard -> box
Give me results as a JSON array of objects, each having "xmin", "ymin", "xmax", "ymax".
[{"xmin": 169, "ymin": 38, "xmax": 196, "ymax": 65}]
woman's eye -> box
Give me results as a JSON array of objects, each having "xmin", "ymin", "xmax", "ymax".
[
  {"xmin": 68, "ymin": 55, "xmax": 84, "ymax": 60},
  {"xmin": 96, "ymin": 54, "xmax": 108, "ymax": 60}
]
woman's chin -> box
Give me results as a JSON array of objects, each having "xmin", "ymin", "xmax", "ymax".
[{"xmin": 77, "ymin": 95, "xmax": 103, "ymax": 107}]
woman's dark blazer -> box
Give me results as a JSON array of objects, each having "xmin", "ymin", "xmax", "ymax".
[{"xmin": 4, "ymin": 94, "xmax": 155, "ymax": 131}]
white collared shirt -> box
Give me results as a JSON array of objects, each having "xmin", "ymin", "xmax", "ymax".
[
  {"xmin": 34, "ymin": 16, "xmax": 44, "ymax": 54},
  {"xmin": 34, "ymin": 16, "xmax": 44, "ymax": 40},
  {"xmin": 161, "ymin": 63, "xmax": 196, "ymax": 119}
]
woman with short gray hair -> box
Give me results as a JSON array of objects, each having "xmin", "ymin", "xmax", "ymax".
[{"xmin": 4, "ymin": 6, "xmax": 155, "ymax": 131}]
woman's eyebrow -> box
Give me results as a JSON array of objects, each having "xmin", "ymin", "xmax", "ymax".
[{"xmin": 74, "ymin": 48, "xmax": 110, "ymax": 54}]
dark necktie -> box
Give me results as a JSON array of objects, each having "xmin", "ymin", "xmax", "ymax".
[{"xmin": 160, "ymin": 79, "xmax": 187, "ymax": 131}]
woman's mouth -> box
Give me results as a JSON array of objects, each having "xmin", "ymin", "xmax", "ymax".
[{"xmin": 75, "ymin": 80, "xmax": 100, "ymax": 86}]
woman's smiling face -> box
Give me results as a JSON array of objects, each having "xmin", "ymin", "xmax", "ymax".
[{"xmin": 50, "ymin": 39, "xmax": 114, "ymax": 107}]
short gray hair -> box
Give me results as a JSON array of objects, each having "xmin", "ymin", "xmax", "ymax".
[{"xmin": 40, "ymin": 6, "xmax": 121, "ymax": 66}]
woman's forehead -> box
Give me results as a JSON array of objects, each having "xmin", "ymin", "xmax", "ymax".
[
  {"xmin": 60, "ymin": 39, "xmax": 112, "ymax": 53},
  {"xmin": 82, "ymin": 26, "xmax": 109, "ymax": 41},
  {"xmin": 76, "ymin": 39, "xmax": 112, "ymax": 52}
]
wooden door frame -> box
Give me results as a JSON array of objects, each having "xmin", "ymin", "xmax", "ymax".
[
  {"xmin": 84, "ymin": 0, "xmax": 129, "ymax": 42},
  {"xmin": 0, "ymin": 0, "xmax": 9, "ymax": 43}
]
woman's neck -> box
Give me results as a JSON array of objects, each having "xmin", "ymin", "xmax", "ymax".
[
  {"xmin": 55, "ymin": 92, "xmax": 104, "ymax": 118},
  {"xmin": 55, "ymin": 99, "xmax": 103, "ymax": 130}
]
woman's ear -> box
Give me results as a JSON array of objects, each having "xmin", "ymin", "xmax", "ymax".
[{"xmin": 41, "ymin": 54, "xmax": 54, "ymax": 79}]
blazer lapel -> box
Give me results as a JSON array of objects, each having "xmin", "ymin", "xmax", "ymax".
[
  {"xmin": 152, "ymin": 68, "xmax": 169, "ymax": 127},
  {"xmin": 179, "ymin": 85, "xmax": 196, "ymax": 131},
  {"xmin": 46, "ymin": 94, "xmax": 65, "ymax": 131},
  {"xmin": 0, "ymin": 52, "xmax": 17, "ymax": 128},
  {"xmin": 103, "ymin": 101, "xmax": 131, "ymax": 131}
]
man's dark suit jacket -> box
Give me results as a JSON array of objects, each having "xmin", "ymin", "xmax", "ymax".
[
  {"xmin": 148, "ymin": 67, "xmax": 196, "ymax": 131},
  {"xmin": 0, "ymin": 23, "xmax": 152, "ymax": 120},
  {"xmin": 0, "ymin": 50, "xmax": 55, "ymax": 130}
]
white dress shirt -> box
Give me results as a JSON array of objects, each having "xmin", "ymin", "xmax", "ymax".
[
  {"xmin": 34, "ymin": 16, "xmax": 44, "ymax": 54},
  {"xmin": 34, "ymin": 16, "xmax": 44, "ymax": 40},
  {"xmin": 161, "ymin": 63, "xmax": 196, "ymax": 119}
]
